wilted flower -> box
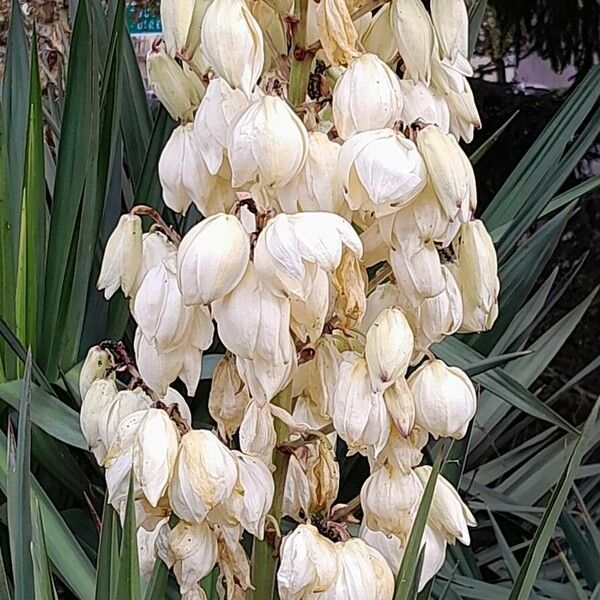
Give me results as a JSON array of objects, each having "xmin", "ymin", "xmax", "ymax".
[
  {"xmin": 382, "ymin": 377, "xmax": 416, "ymax": 438},
  {"xmin": 332, "ymin": 53, "xmax": 403, "ymax": 140},
  {"xmin": 365, "ymin": 307, "xmax": 414, "ymax": 392},
  {"xmin": 390, "ymin": 0, "xmax": 435, "ymax": 84},
  {"xmin": 177, "ymin": 213, "xmax": 250, "ymax": 305},
  {"xmin": 200, "ymin": 0, "xmax": 264, "ymax": 95},
  {"xmin": 449, "ymin": 220, "xmax": 499, "ymax": 332},
  {"xmin": 331, "ymin": 248, "xmax": 367, "ymax": 329},
  {"xmin": 415, "ymin": 465, "xmax": 477, "ymax": 544},
  {"xmin": 238, "ymin": 401, "xmax": 277, "ymax": 466},
  {"xmin": 227, "ymin": 95, "xmax": 308, "ymax": 189},
  {"xmin": 338, "ymin": 128, "xmax": 427, "ymax": 215},
  {"xmin": 169, "ymin": 429, "xmax": 239, "ymax": 523},
  {"xmin": 79, "ymin": 346, "xmax": 114, "ymax": 400},
  {"xmin": 97, "ymin": 214, "xmax": 142, "ymax": 299},
  {"xmin": 277, "ymin": 524, "xmax": 339, "ymax": 600},
  {"xmin": 315, "ymin": 0, "xmax": 360, "ymax": 66},
  {"xmin": 408, "ymin": 359, "xmax": 477, "ymax": 439}
]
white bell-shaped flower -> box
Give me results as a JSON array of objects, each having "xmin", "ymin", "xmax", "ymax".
[
  {"xmin": 193, "ymin": 77, "xmax": 256, "ymax": 176},
  {"xmin": 231, "ymin": 451, "xmax": 274, "ymax": 538},
  {"xmin": 238, "ymin": 401, "xmax": 277, "ymax": 466},
  {"xmin": 161, "ymin": 0, "xmax": 208, "ymax": 58},
  {"xmin": 365, "ymin": 307, "xmax": 414, "ymax": 392},
  {"xmin": 80, "ymin": 379, "xmax": 118, "ymax": 463},
  {"xmin": 227, "ymin": 95, "xmax": 309, "ymax": 189},
  {"xmin": 382, "ymin": 377, "xmax": 416, "ymax": 438},
  {"xmin": 318, "ymin": 538, "xmax": 394, "ymax": 600},
  {"xmin": 431, "ymin": 0, "xmax": 469, "ymax": 64},
  {"xmin": 133, "ymin": 231, "xmax": 177, "ymax": 292},
  {"xmin": 212, "ymin": 262, "xmax": 294, "ymax": 363},
  {"xmin": 332, "ymin": 53, "xmax": 403, "ymax": 140},
  {"xmin": 408, "ymin": 359, "xmax": 476, "ymax": 439},
  {"xmin": 236, "ymin": 353, "xmax": 296, "ymax": 405},
  {"xmin": 415, "ymin": 466, "xmax": 477, "ymax": 545},
  {"xmin": 134, "ymin": 257, "xmax": 214, "ymax": 353},
  {"xmin": 277, "ymin": 132, "xmax": 350, "ymax": 218},
  {"xmin": 332, "ymin": 353, "xmax": 391, "ymax": 456},
  {"xmin": 315, "ymin": 0, "xmax": 360, "ymax": 66},
  {"xmin": 399, "ymin": 79, "xmax": 450, "ymax": 131},
  {"xmin": 97, "ymin": 214, "xmax": 143, "ymax": 299},
  {"xmin": 361, "ymin": 465, "xmax": 423, "ymax": 543},
  {"xmin": 177, "ymin": 213, "xmax": 250, "ymax": 305},
  {"xmin": 169, "ymin": 429, "xmax": 239, "ymax": 523},
  {"xmin": 138, "ymin": 518, "xmax": 168, "ymax": 581},
  {"xmin": 359, "ymin": 282, "xmax": 399, "ymax": 334},
  {"xmin": 79, "ymin": 346, "xmax": 114, "ymax": 400},
  {"xmin": 449, "ymin": 220, "xmax": 499, "ymax": 333},
  {"xmin": 200, "ymin": 0, "xmax": 264, "ymax": 95},
  {"xmin": 338, "ymin": 129, "xmax": 427, "ymax": 215},
  {"xmin": 361, "ymin": 4, "xmax": 397, "ymax": 64},
  {"xmin": 390, "ymin": 0, "xmax": 435, "ymax": 84},
  {"xmin": 254, "ymin": 211, "xmax": 362, "ymax": 300},
  {"xmin": 208, "ymin": 354, "xmax": 250, "ymax": 440},
  {"xmin": 277, "ymin": 524, "xmax": 340, "ymax": 600},
  {"xmin": 375, "ymin": 425, "xmax": 427, "ymax": 474},
  {"xmin": 290, "ymin": 267, "xmax": 330, "ymax": 343},
  {"xmin": 282, "ymin": 453, "xmax": 311, "ymax": 521}
]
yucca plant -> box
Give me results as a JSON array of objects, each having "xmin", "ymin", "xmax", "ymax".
[{"xmin": 0, "ymin": 0, "xmax": 599, "ymax": 598}]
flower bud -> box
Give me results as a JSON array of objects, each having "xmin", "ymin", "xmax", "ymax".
[
  {"xmin": 361, "ymin": 465, "xmax": 423, "ymax": 543},
  {"xmin": 361, "ymin": 4, "xmax": 397, "ymax": 64},
  {"xmin": 231, "ymin": 451, "xmax": 274, "ymax": 538},
  {"xmin": 408, "ymin": 359, "xmax": 476, "ymax": 439},
  {"xmin": 449, "ymin": 220, "xmax": 499, "ymax": 333},
  {"xmin": 158, "ymin": 521, "xmax": 218, "ymax": 594},
  {"xmin": 278, "ymin": 131, "xmax": 350, "ymax": 218},
  {"xmin": 333, "ymin": 53, "xmax": 403, "ymax": 140},
  {"xmin": 399, "ymin": 79, "xmax": 450, "ymax": 131},
  {"xmin": 97, "ymin": 214, "xmax": 143, "ymax": 300},
  {"xmin": 389, "ymin": 242, "xmax": 445, "ymax": 307},
  {"xmin": 133, "ymin": 328, "xmax": 203, "ymax": 397},
  {"xmin": 208, "ymin": 354, "xmax": 251, "ymax": 440},
  {"xmin": 80, "ymin": 379, "xmax": 118, "ymax": 463},
  {"xmin": 391, "ymin": 0, "xmax": 435, "ymax": 84},
  {"xmin": 332, "ymin": 353, "xmax": 391, "ymax": 456},
  {"xmin": 177, "ymin": 213, "xmax": 250, "ymax": 305},
  {"xmin": 169, "ymin": 429, "xmax": 239, "ymax": 523},
  {"xmin": 147, "ymin": 46, "xmax": 202, "ymax": 122},
  {"xmin": 383, "ymin": 377, "xmax": 416, "ymax": 437},
  {"xmin": 193, "ymin": 78, "xmax": 255, "ymax": 176},
  {"xmin": 134, "ymin": 258, "xmax": 214, "ymax": 353},
  {"xmin": 415, "ymin": 465, "xmax": 477, "ymax": 544},
  {"xmin": 161, "ymin": 0, "xmax": 208, "ymax": 58},
  {"xmin": 365, "ymin": 307, "xmax": 414, "ymax": 392},
  {"xmin": 213, "ymin": 262, "xmax": 294, "ymax": 363},
  {"xmin": 200, "ymin": 0, "xmax": 264, "ymax": 95},
  {"xmin": 238, "ymin": 401, "xmax": 277, "ymax": 467},
  {"xmin": 315, "ymin": 0, "xmax": 360, "ymax": 66},
  {"xmin": 319, "ymin": 538, "xmax": 394, "ymax": 600},
  {"xmin": 416, "ymin": 125, "xmax": 475, "ymax": 222},
  {"xmin": 133, "ymin": 409, "xmax": 180, "ymax": 506},
  {"xmin": 79, "ymin": 346, "xmax": 115, "ymax": 400},
  {"xmin": 253, "ymin": 211, "xmax": 362, "ymax": 300},
  {"xmin": 338, "ymin": 129, "xmax": 427, "ymax": 215},
  {"xmin": 361, "ymin": 523, "xmax": 446, "ymax": 591},
  {"xmin": 277, "ymin": 524, "xmax": 340, "ymax": 600},
  {"xmin": 228, "ymin": 95, "xmax": 308, "ymax": 189}
]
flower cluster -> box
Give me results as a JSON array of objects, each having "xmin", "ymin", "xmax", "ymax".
[{"xmin": 81, "ymin": 0, "xmax": 499, "ymax": 597}]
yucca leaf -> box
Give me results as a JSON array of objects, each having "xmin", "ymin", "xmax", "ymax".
[
  {"xmin": 143, "ymin": 559, "xmax": 169, "ymax": 600},
  {"xmin": 546, "ymin": 354, "xmax": 600, "ymax": 404},
  {"xmin": 540, "ymin": 175, "xmax": 600, "ymax": 218},
  {"xmin": 2, "ymin": 0, "xmax": 30, "ymax": 255},
  {"xmin": 394, "ymin": 443, "xmax": 452, "ymax": 599},
  {"xmin": 470, "ymin": 111, "xmax": 519, "ymax": 165},
  {"xmin": 0, "ymin": 431, "xmax": 96, "ymax": 600},
  {"xmin": 42, "ymin": 0, "xmax": 97, "ymax": 375},
  {"xmin": 0, "ymin": 380, "xmax": 87, "ymax": 449},
  {"xmin": 487, "ymin": 510, "xmax": 519, "ymax": 581},
  {"xmin": 6, "ymin": 353, "xmax": 34, "ymax": 600},
  {"xmin": 559, "ymin": 510, "xmax": 600, "ymax": 590},
  {"xmin": 0, "ymin": 546, "xmax": 10, "ymax": 600},
  {"xmin": 95, "ymin": 499, "xmax": 121, "ymax": 600},
  {"xmin": 31, "ymin": 499, "xmax": 58, "ymax": 600},
  {"xmin": 115, "ymin": 474, "xmax": 141, "ymax": 599},
  {"xmin": 482, "ymin": 65, "xmax": 600, "ymax": 230},
  {"xmin": 0, "ymin": 102, "xmax": 16, "ymax": 382},
  {"xmin": 463, "ymin": 350, "xmax": 531, "ymax": 377},
  {"xmin": 467, "ymin": 0, "xmax": 487, "ymax": 57},
  {"xmin": 441, "ymin": 420, "xmax": 473, "ymax": 488},
  {"xmin": 14, "ymin": 32, "xmax": 46, "ymax": 358},
  {"xmin": 508, "ymin": 399, "xmax": 600, "ymax": 600}
]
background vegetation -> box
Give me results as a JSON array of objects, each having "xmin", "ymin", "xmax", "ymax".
[{"xmin": 0, "ymin": 0, "xmax": 598, "ymax": 598}]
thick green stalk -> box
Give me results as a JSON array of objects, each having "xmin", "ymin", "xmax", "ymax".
[
  {"xmin": 251, "ymin": 384, "xmax": 293, "ymax": 599},
  {"xmin": 288, "ymin": 0, "xmax": 312, "ymax": 108}
]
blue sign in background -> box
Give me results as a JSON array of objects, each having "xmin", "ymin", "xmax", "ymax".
[{"xmin": 126, "ymin": 2, "xmax": 162, "ymax": 34}]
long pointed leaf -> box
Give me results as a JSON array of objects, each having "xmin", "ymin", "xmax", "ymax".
[
  {"xmin": 95, "ymin": 499, "xmax": 121, "ymax": 600},
  {"xmin": 115, "ymin": 474, "xmax": 141, "ymax": 599}
]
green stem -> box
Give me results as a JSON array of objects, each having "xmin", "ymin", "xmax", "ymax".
[
  {"xmin": 288, "ymin": 0, "xmax": 312, "ymax": 108},
  {"xmin": 250, "ymin": 384, "xmax": 293, "ymax": 599}
]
